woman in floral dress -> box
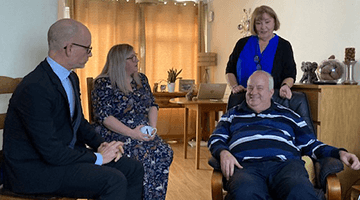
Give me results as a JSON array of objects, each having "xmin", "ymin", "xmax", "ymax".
[{"xmin": 91, "ymin": 44, "xmax": 173, "ymax": 200}]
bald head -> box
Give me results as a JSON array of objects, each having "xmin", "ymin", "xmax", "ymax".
[
  {"xmin": 47, "ymin": 19, "xmax": 89, "ymax": 52},
  {"xmin": 47, "ymin": 19, "xmax": 92, "ymax": 70}
]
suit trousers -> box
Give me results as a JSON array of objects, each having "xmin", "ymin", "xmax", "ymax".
[
  {"xmin": 53, "ymin": 156, "xmax": 144, "ymax": 200},
  {"xmin": 225, "ymin": 159, "xmax": 318, "ymax": 200}
]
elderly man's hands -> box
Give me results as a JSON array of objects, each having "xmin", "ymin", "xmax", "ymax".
[
  {"xmin": 98, "ymin": 141, "xmax": 124, "ymax": 164},
  {"xmin": 339, "ymin": 150, "xmax": 360, "ymax": 170},
  {"xmin": 220, "ymin": 150, "xmax": 243, "ymax": 180}
]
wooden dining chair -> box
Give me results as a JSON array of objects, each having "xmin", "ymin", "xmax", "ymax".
[
  {"xmin": 86, "ymin": 77, "xmax": 94, "ymax": 124},
  {"xmin": 0, "ymin": 76, "xmax": 79, "ymax": 200}
]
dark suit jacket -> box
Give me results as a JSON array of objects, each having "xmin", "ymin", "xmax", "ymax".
[{"xmin": 3, "ymin": 59, "xmax": 105, "ymax": 194}]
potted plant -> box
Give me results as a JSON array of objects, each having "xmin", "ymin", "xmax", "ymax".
[{"xmin": 167, "ymin": 68, "xmax": 182, "ymax": 92}]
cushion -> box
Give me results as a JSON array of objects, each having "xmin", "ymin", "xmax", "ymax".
[{"xmin": 302, "ymin": 155, "xmax": 316, "ymax": 186}]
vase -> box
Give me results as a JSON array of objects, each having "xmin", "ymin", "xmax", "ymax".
[
  {"xmin": 342, "ymin": 61, "xmax": 358, "ymax": 85},
  {"xmin": 203, "ymin": 67, "xmax": 210, "ymax": 83},
  {"xmin": 168, "ymin": 82, "xmax": 175, "ymax": 92}
]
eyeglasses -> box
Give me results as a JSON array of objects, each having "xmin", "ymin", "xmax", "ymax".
[
  {"xmin": 126, "ymin": 54, "xmax": 138, "ymax": 62},
  {"xmin": 254, "ymin": 55, "xmax": 262, "ymax": 70},
  {"xmin": 64, "ymin": 43, "xmax": 92, "ymax": 54}
]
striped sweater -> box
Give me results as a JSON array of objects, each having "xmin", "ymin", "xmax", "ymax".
[{"xmin": 208, "ymin": 100, "xmax": 340, "ymax": 163}]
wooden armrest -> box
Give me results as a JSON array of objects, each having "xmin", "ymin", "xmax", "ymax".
[
  {"xmin": 211, "ymin": 170, "xmax": 224, "ymax": 200},
  {"xmin": 326, "ymin": 174, "xmax": 341, "ymax": 200}
]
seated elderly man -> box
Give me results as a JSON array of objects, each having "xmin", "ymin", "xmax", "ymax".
[{"xmin": 208, "ymin": 70, "xmax": 360, "ymax": 200}]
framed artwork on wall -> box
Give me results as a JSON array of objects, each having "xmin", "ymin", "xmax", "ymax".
[{"xmin": 179, "ymin": 79, "xmax": 195, "ymax": 92}]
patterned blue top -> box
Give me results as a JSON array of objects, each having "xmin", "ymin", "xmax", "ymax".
[
  {"xmin": 92, "ymin": 73, "xmax": 158, "ymax": 140},
  {"xmin": 208, "ymin": 100, "xmax": 340, "ymax": 163},
  {"xmin": 91, "ymin": 74, "xmax": 173, "ymax": 200},
  {"xmin": 236, "ymin": 35, "xmax": 279, "ymax": 88}
]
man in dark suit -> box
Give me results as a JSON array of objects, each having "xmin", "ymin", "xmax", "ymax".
[{"xmin": 3, "ymin": 19, "xmax": 144, "ymax": 200}]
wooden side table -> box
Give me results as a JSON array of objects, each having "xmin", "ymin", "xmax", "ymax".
[
  {"xmin": 153, "ymin": 92, "xmax": 187, "ymax": 108},
  {"xmin": 351, "ymin": 185, "xmax": 360, "ymax": 200},
  {"xmin": 169, "ymin": 97, "xmax": 227, "ymax": 169}
]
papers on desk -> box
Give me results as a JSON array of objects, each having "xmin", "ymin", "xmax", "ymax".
[{"xmin": 188, "ymin": 140, "xmax": 208, "ymax": 147}]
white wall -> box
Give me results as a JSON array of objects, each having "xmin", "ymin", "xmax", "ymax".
[
  {"xmin": 0, "ymin": 0, "xmax": 58, "ymax": 148},
  {"xmin": 0, "ymin": 0, "xmax": 58, "ymax": 78},
  {"xmin": 207, "ymin": 0, "xmax": 360, "ymax": 84}
]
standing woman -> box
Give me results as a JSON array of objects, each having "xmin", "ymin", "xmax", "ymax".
[
  {"xmin": 91, "ymin": 44, "xmax": 173, "ymax": 200},
  {"xmin": 226, "ymin": 5, "xmax": 296, "ymax": 108}
]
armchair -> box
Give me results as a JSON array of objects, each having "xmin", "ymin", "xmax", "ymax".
[{"xmin": 208, "ymin": 91, "xmax": 344, "ymax": 200}]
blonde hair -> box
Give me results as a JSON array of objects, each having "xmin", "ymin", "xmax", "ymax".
[
  {"xmin": 96, "ymin": 44, "xmax": 142, "ymax": 94},
  {"xmin": 250, "ymin": 5, "xmax": 280, "ymax": 35}
]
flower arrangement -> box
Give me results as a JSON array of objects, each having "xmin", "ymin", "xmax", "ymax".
[{"xmin": 167, "ymin": 68, "xmax": 182, "ymax": 83}]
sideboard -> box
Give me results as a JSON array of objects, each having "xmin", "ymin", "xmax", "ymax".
[{"xmin": 293, "ymin": 84, "xmax": 360, "ymax": 199}]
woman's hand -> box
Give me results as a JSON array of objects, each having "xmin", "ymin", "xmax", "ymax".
[
  {"xmin": 131, "ymin": 125, "xmax": 155, "ymax": 141},
  {"xmin": 226, "ymin": 73, "xmax": 245, "ymax": 94},
  {"xmin": 279, "ymin": 84, "xmax": 292, "ymax": 99},
  {"xmin": 231, "ymin": 85, "xmax": 246, "ymax": 94}
]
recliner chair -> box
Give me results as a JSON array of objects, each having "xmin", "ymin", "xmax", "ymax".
[{"xmin": 208, "ymin": 91, "xmax": 344, "ymax": 200}]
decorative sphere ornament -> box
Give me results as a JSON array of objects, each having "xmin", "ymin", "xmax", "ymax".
[{"xmin": 316, "ymin": 59, "xmax": 344, "ymax": 82}]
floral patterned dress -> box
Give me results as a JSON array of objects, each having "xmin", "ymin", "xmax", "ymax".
[{"xmin": 91, "ymin": 73, "xmax": 173, "ymax": 200}]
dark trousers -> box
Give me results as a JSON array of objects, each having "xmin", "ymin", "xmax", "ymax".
[
  {"xmin": 225, "ymin": 159, "xmax": 318, "ymax": 200},
  {"xmin": 54, "ymin": 156, "xmax": 144, "ymax": 200}
]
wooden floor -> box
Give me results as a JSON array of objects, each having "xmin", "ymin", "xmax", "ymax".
[{"xmin": 165, "ymin": 142, "xmax": 213, "ymax": 200}]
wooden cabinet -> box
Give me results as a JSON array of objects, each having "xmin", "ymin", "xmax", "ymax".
[{"xmin": 293, "ymin": 84, "xmax": 360, "ymax": 199}]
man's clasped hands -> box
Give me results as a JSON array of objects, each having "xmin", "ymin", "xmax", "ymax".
[{"xmin": 98, "ymin": 141, "xmax": 124, "ymax": 164}]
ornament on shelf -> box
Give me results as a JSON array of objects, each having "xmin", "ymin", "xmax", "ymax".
[
  {"xmin": 342, "ymin": 47, "xmax": 358, "ymax": 85},
  {"xmin": 300, "ymin": 61, "xmax": 318, "ymax": 84},
  {"xmin": 344, "ymin": 47, "xmax": 355, "ymax": 65},
  {"xmin": 316, "ymin": 55, "xmax": 344, "ymax": 83},
  {"xmin": 237, "ymin": 8, "xmax": 251, "ymax": 38}
]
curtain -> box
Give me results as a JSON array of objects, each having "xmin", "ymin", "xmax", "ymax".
[
  {"xmin": 144, "ymin": 3, "xmax": 198, "ymax": 89},
  {"xmin": 72, "ymin": 0, "xmax": 140, "ymax": 120},
  {"xmin": 71, "ymin": 0, "xmax": 198, "ymax": 121}
]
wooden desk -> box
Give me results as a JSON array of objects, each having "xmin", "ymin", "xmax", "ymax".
[
  {"xmin": 153, "ymin": 92, "xmax": 186, "ymax": 108},
  {"xmin": 153, "ymin": 92, "xmax": 187, "ymax": 140},
  {"xmin": 170, "ymin": 97, "xmax": 227, "ymax": 169}
]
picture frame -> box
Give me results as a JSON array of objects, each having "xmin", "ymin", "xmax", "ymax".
[{"xmin": 179, "ymin": 79, "xmax": 195, "ymax": 92}]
